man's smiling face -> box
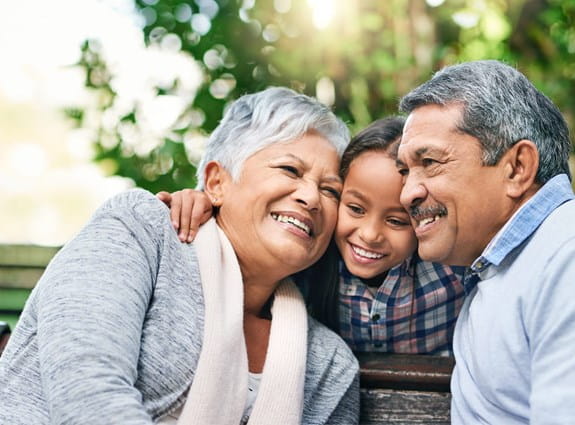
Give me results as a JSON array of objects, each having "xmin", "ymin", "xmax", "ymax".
[{"xmin": 396, "ymin": 103, "xmax": 510, "ymax": 266}]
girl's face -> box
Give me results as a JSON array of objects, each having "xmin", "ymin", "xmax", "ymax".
[{"xmin": 335, "ymin": 150, "xmax": 417, "ymax": 280}]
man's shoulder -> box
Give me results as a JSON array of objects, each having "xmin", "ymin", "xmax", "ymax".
[
  {"xmin": 534, "ymin": 198, "xmax": 575, "ymax": 244},
  {"xmin": 501, "ymin": 198, "xmax": 575, "ymax": 274}
]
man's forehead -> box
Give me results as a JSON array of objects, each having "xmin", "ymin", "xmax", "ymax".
[{"xmin": 399, "ymin": 107, "xmax": 463, "ymax": 149}]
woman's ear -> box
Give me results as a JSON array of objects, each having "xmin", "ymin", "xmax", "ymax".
[
  {"xmin": 203, "ymin": 161, "xmax": 230, "ymax": 207},
  {"xmin": 502, "ymin": 139, "xmax": 540, "ymax": 199}
]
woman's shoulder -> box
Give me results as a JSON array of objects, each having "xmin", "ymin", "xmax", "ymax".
[
  {"xmin": 94, "ymin": 188, "xmax": 171, "ymax": 228},
  {"xmin": 306, "ymin": 316, "xmax": 358, "ymax": 370},
  {"xmin": 101, "ymin": 188, "xmax": 164, "ymax": 213}
]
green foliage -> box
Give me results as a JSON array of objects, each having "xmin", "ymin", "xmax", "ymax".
[{"xmin": 72, "ymin": 0, "xmax": 575, "ymax": 191}]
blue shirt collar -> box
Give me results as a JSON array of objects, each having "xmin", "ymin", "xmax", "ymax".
[{"xmin": 470, "ymin": 174, "xmax": 574, "ymax": 273}]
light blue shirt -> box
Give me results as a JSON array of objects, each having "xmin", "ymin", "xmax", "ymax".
[{"xmin": 451, "ymin": 174, "xmax": 575, "ymax": 424}]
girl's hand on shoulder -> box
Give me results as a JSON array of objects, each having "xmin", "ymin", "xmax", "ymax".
[{"xmin": 156, "ymin": 189, "xmax": 213, "ymax": 242}]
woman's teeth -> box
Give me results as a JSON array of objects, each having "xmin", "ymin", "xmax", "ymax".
[{"xmin": 271, "ymin": 213, "xmax": 311, "ymax": 235}]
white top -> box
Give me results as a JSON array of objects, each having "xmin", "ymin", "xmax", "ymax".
[{"xmin": 156, "ymin": 373, "xmax": 262, "ymax": 425}]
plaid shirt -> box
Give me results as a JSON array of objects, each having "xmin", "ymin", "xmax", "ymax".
[{"xmin": 339, "ymin": 256, "xmax": 465, "ymax": 355}]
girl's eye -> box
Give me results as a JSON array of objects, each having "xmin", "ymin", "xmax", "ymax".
[
  {"xmin": 347, "ymin": 204, "xmax": 364, "ymax": 215},
  {"xmin": 388, "ymin": 218, "xmax": 410, "ymax": 227}
]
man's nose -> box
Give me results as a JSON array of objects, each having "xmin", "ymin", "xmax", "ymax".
[{"xmin": 400, "ymin": 174, "xmax": 427, "ymax": 211}]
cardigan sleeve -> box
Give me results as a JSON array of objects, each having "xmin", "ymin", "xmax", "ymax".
[
  {"xmin": 34, "ymin": 189, "xmax": 170, "ymax": 424},
  {"xmin": 303, "ymin": 317, "xmax": 360, "ymax": 424},
  {"xmin": 325, "ymin": 372, "xmax": 360, "ymax": 424}
]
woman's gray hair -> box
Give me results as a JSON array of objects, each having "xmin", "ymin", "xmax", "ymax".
[
  {"xmin": 196, "ymin": 87, "xmax": 350, "ymax": 189},
  {"xmin": 399, "ymin": 60, "xmax": 572, "ymax": 183}
]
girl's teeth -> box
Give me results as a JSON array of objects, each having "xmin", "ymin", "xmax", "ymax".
[{"xmin": 352, "ymin": 245, "xmax": 383, "ymax": 259}]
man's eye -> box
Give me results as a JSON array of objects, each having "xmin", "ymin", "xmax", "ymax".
[
  {"xmin": 422, "ymin": 158, "xmax": 438, "ymax": 167},
  {"xmin": 397, "ymin": 167, "xmax": 409, "ymax": 176}
]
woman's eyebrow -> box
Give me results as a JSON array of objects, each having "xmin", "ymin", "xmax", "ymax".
[
  {"xmin": 324, "ymin": 175, "xmax": 343, "ymax": 185},
  {"xmin": 271, "ymin": 154, "xmax": 342, "ymax": 183},
  {"xmin": 270, "ymin": 153, "xmax": 303, "ymax": 162}
]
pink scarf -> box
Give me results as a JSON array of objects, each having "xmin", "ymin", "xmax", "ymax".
[{"xmin": 177, "ymin": 218, "xmax": 308, "ymax": 425}]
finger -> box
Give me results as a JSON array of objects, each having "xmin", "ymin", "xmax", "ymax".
[
  {"xmin": 156, "ymin": 191, "xmax": 172, "ymax": 206},
  {"xmin": 186, "ymin": 201, "xmax": 208, "ymax": 243},
  {"xmin": 178, "ymin": 189, "xmax": 195, "ymax": 242},
  {"xmin": 169, "ymin": 192, "xmax": 183, "ymax": 233}
]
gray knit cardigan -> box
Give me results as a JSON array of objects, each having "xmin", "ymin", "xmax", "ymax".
[{"xmin": 0, "ymin": 189, "xmax": 359, "ymax": 424}]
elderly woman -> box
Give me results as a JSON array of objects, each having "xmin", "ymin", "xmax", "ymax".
[{"xmin": 0, "ymin": 87, "xmax": 359, "ymax": 424}]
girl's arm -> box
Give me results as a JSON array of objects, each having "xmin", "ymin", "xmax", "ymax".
[{"xmin": 157, "ymin": 189, "xmax": 212, "ymax": 242}]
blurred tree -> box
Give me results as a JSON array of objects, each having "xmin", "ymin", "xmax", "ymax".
[{"xmin": 68, "ymin": 0, "xmax": 575, "ymax": 191}]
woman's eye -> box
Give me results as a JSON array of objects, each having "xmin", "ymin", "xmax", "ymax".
[
  {"xmin": 280, "ymin": 165, "xmax": 299, "ymax": 176},
  {"xmin": 322, "ymin": 187, "xmax": 341, "ymax": 200}
]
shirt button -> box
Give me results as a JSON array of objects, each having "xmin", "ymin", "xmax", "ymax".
[{"xmin": 371, "ymin": 314, "xmax": 380, "ymax": 322}]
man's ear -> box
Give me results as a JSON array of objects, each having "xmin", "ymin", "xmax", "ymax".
[
  {"xmin": 502, "ymin": 139, "xmax": 539, "ymax": 199},
  {"xmin": 203, "ymin": 161, "xmax": 230, "ymax": 207}
]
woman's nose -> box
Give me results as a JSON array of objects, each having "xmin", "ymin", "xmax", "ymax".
[{"xmin": 294, "ymin": 180, "xmax": 321, "ymax": 211}]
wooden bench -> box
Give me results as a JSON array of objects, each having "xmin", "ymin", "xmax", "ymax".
[{"xmin": 0, "ymin": 244, "xmax": 452, "ymax": 424}]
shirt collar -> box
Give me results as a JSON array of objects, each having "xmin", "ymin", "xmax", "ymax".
[{"xmin": 470, "ymin": 174, "xmax": 574, "ymax": 274}]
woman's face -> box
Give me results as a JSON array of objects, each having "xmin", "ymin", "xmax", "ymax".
[{"xmin": 216, "ymin": 132, "xmax": 342, "ymax": 280}]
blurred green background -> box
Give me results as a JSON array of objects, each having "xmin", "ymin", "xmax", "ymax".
[{"xmin": 71, "ymin": 0, "xmax": 575, "ymax": 192}]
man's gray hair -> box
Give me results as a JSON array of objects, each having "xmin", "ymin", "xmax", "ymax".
[
  {"xmin": 196, "ymin": 87, "xmax": 350, "ymax": 189},
  {"xmin": 399, "ymin": 60, "xmax": 572, "ymax": 183}
]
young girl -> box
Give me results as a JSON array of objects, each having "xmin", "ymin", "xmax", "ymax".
[{"xmin": 160, "ymin": 117, "xmax": 465, "ymax": 355}]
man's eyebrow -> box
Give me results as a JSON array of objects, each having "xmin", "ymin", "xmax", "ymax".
[
  {"xmin": 414, "ymin": 146, "xmax": 448, "ymax": 158},
  {"xmin": 414, "ymin": 146, "xmax": 430, "ymax": 157},
  {"xmin": 395, "ymin": 158, "xmax": 406, "ymax": 168}
]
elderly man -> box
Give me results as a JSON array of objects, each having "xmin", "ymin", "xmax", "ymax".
[{"xmin": 396, "ymin": 60, "xmax": 575, "ymax": 424}]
